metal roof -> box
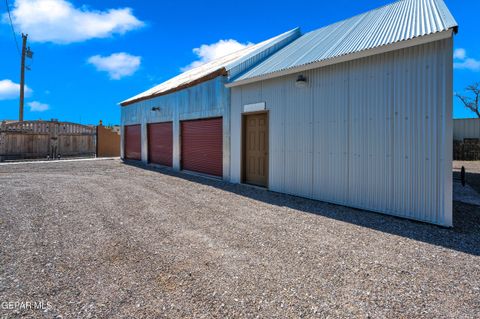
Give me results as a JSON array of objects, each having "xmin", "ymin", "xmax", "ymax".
[
  {"xmin": 121, "ymin": 28, "xmax": 301, "ymax": 106},
  {"xmin": 232, "ymin": 0, "xmax": 457, "ymax": 84}
]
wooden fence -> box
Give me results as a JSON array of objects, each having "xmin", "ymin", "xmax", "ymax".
[
  {"xmin": 96, "ymin": 124, "xmax": 120, "ymax": 157},
  {"xmin": 0, "ymin": 120, "xmax": 96, "ymax": 161}
]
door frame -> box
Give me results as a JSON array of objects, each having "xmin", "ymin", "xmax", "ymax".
[{"xmin": 241, "ymin": 111, "xmax": 269, "ymax": 188}]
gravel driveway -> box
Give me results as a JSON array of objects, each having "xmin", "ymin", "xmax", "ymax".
[{"xmin": 0, "ymin": 159, "xmax": 479, "ymax": 318}]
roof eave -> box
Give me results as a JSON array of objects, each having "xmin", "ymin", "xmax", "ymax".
[
  {"xmin": 226, "ymin": 29, "xmax": 455, "ymax": 88},
  {"xmin": 120, "ymin": 68, "xmax": 228, "ymax": 107}
]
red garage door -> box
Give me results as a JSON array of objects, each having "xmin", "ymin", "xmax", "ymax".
[
  {"xmin": 124, "ymin": 125, "xmax": 141, "ymax": 160},
  {"xmin": 181, "ymin": 118, "xmax": 223, "ymax": 177},
  {"xmin": 148, "ymin": 122, "xmax": 173, "ymax": 167}
]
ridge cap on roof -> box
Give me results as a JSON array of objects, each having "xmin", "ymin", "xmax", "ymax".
[{"xmin": 224, "ymin": 27, "xmax": 301, "ymax": 71}]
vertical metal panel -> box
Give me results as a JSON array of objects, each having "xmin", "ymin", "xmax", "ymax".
[
  {"xmin": 230, "ymin": 38, "xmax": 453, "ymax": 226},
  {"xmin": 141, "ymin": 122, "xmax": 148, "ymax": 163},
  {"xmin": 312, "ymin": 64, "xmax": 349, "ymax": 204},
  {"xmin": 442, "ymin": 37, "xmax": 454, "ymax": 227},
  {"xmin": 181, "ymin": 118, "xmax": 223, "ymax": 177},
  {"xmin": 230, "ymin": 88, "xmax": 243, "ymax": 183},
  {"xmin": 147, "ymin": 122, "xmax": 173, "ymax": 167},
  {"xmin": 239, "ymin": 83, "xmax": 263, "ymax": 105},
  {"xmin": 284, "ymin": 74, "xmax": 313, "ymax": 198},
  {"xmin": 348, "ymin": 52, "xmax": 393, "ymax": 214},
  {"xmin": 218, "ymin": 77, "xmax": 231, "ymax": 179},
  {"xmin": 121, "ymin": 76, "xmax": 231, "ymax": 180},
  {"xmin": 453, "ymin": 119, "xmax": 480, "ymax": 141}
]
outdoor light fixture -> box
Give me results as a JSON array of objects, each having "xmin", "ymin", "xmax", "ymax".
[
  {"xmin": 295, "ymin": 75, "xmax": 307, "ymax": 88},
  {"xmin": 151, "ymin": 107, "xmax": 161, "ymax": 112}
]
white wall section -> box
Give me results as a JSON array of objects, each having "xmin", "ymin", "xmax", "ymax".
[{"xmin": 231, "ymin": 38, "xmax": 453, "ymax": 226}]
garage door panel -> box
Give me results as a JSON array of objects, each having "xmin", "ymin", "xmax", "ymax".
[
  {"xmin": 148, "ymin": 122, "xmax": 173, "ymax": 167},
  {"xmin": 124, "ymin": 125, "xmax": 141, "ymax": 160},
  {"xmin": 181, "ymin": 118, "xmax": 223, "ymax": 177}
]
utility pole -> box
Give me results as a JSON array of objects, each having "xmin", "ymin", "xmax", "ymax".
[{"xmin": 19, "ymin": 33, "xmax": 33, "ymax": 122}]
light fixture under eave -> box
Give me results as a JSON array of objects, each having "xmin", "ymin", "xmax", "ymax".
[
  {"xmin": 295, "ymin": 75, "xmax": 307, "ymax": 88},
  {"xmin": 151, "ymin": 107, "xmax": 161, "ymax": 112}
]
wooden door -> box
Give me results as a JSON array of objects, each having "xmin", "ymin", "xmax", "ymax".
[{"xmin": 244, "ymin": 113, "xmax": 268, "ymax": 187}]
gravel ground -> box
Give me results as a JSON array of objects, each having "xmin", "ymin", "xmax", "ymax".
[{"xmin": 0, "ymin": 159, "xmax": 479, "ymax": 318}]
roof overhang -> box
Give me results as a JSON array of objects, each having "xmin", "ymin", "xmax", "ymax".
[
  {"xmin": 226, "ymin": 29, "xmax": 454, "ymax": 88},
  {"xmin": 121, "ymin": 68, "xmax": 228, "ymax": 107}
]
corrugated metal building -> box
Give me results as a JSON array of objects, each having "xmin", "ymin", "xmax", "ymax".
[
  {"xmin": 228, "ymin": 0, "xmax": 457, "ymax": 226},
  {"xmin": 120, "ymin": 28, "xmax": 300, "ymax": 179},
  {"xmin": 121, "ymin": 0, "xmax": 457, "ymax": 226}
]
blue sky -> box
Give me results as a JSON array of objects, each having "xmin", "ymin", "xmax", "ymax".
[{"xmin": 0, "ymin": 0, "xmax": 479, "ymax": 125}]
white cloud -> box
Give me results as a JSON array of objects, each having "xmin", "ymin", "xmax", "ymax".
[
  {"xmin": 455, "ymin": 58, "xmax": 480, "ymax": 72},
  {"xmin": 3, "ymin": 0, "xmax": 144, "ymax": 44},
  {"xmin": 88, "ymin": 52, "xmax": 141, "ymax": 80},
  {"xmin": 454, "ymin": 48, "xmax": 480, "ymax": 72},
  {"xmin": 181, "ymin": 39, "xmax": 253, "ymax": 71},
  {"xmin": 28, "ymin": 101, "xmax": 49, "ymax": 112},
  {"xmin": 0, "ymin": 79, "xmax": 32, "ymax": 100},
  {"xmin": 454, "ymin": 48, "xmax": 466, "ymax": 60}
]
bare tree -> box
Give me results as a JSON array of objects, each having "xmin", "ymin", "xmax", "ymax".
[{"xmin": 456, "ymin": 83, "xmax": 480, "ymax": 118}]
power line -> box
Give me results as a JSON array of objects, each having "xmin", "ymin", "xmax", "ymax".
[{"xmin": 5, "ymin": 0, "xmax": 21, "ymax": 56}]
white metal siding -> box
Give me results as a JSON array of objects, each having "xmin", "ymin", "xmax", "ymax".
[
  {"xmin": 121, "ymin": 76, "xmax": 231, "ymax": 180},
  {"xmin": 453, "ymin": 118, "xmax": 480, "ymax": 141},
  {"xmin": 231, "ymin": 38, "xmax": 453, "ymax": 226}
]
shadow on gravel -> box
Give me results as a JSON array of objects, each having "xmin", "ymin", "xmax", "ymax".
[
  {"xmin": 124, "ymin": 161, "xmax": 480, "ymax": 256},
  {"xmin": 453, "ymin": 170, "xmax": 480, "ymax": 195}
]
